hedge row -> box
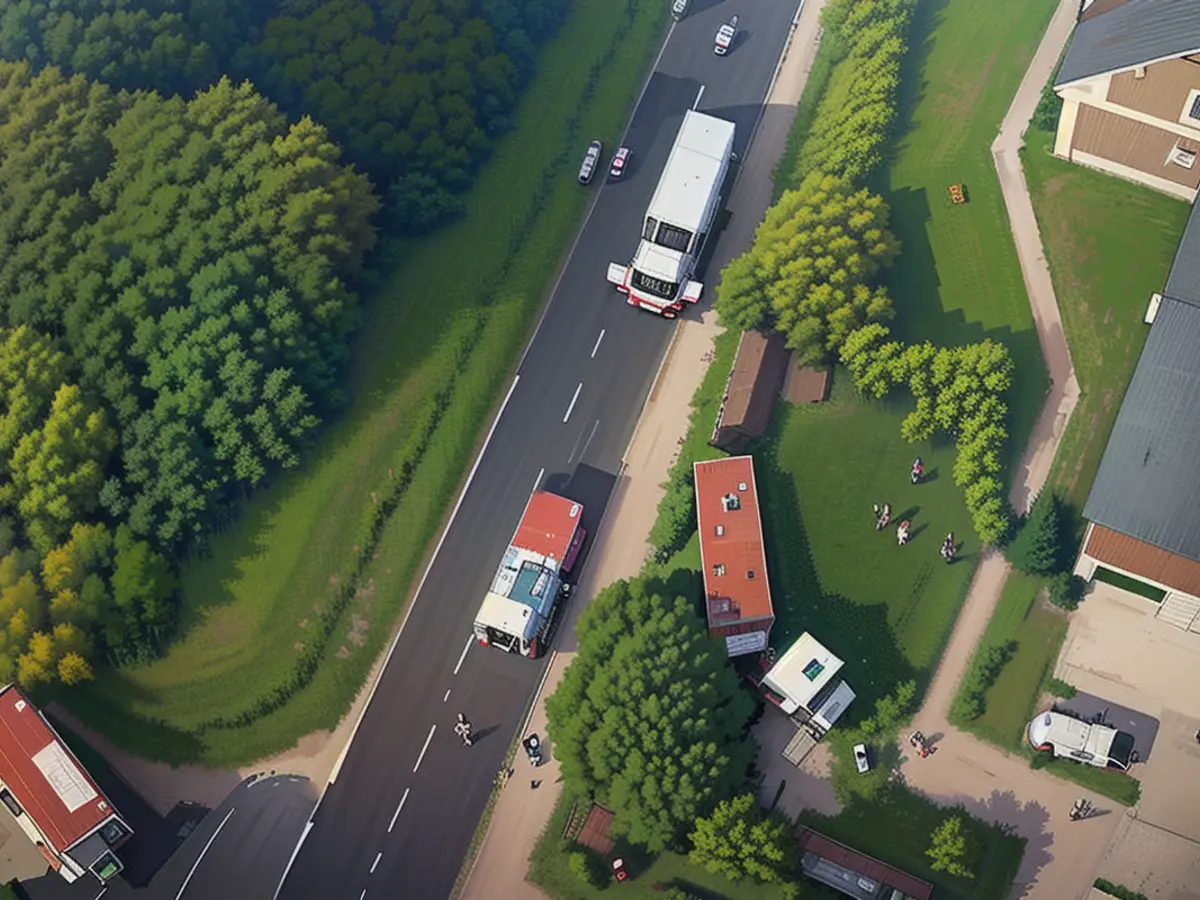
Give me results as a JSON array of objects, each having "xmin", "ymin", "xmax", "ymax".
[
  {"xmin": 952, "ymin": 640, "xmax": 1016, "ymax": 721},
  {"xmin": 790, "ymin": 0, "xmax": 920, "ymax": 184}
]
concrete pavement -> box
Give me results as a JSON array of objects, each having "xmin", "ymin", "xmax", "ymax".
[{"xmin": 459, "ymin": 3, "xmax": 830, "ymax": 897}]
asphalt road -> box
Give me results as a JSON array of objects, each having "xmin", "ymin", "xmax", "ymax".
[{"xmin": 262, "ymin": 3, "xmax": 805, "ymax": 899}]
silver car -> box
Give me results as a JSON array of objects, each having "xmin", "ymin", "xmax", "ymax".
[{"xmin": 578, "ymin": 140, "xmax": 603, "ymax": 184}]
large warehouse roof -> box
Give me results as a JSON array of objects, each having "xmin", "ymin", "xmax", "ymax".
[{"xmin": 1082, "ymin": 200, "xmax": 1200, "ymax": 560}]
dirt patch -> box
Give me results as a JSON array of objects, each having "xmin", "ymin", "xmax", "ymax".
[
  {"xmin": 329, "ymin": 573, "xmax": 341, "ymax": 586},
  {"xmin": 1041, "ymin": 175, "xmax": 1067, "ymax": 198},
  {"xmin": 1100, "ymin": 388, "xmax": 1114, "ymax": 412},
  {"xmin": 348, "ymin": 614, "xmax": 370, "ymax": 648},
  {"xmin": 356, "ymin": 579, "xmax": 376, "ymax": 601}
]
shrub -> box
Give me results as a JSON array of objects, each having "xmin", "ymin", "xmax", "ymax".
[
  {"xmin": 953, "ymin": 640, "xmax": 1017, "ymax": 721},
  {"xmin": 1046, "ymin": 571, "xmax": 1086, "ymax": 610},
  {"xmin": 651, "ymin": 466, "xmax": 697, "ymax": 559},
  {"xmin": 1093, "ymin": 878, "xmax": 1149, "ymax": 900},
  {"xmin": 1030, "ymin": 749, "xmax": 1053, "ymax": 770},
  {"xmin": 568, "ymin": 851, "xmax": 600, "ymax": 887},
  {"xmin": 1044, "ymin": 676, "xmax": 1077, "ymax": 699},
  {"xmin": 926, "ymin": 815, "xmax": 978, "ymax": 879},
  {"xmin": 689, "ymin": 794, "xmax": 796, "ymax": 884}
]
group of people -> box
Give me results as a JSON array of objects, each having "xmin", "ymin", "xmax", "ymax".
[
  {"xmin": 908, "ymin": 730, "xmax": 937, "ymax": 758},
  {"xmin": 1069, "ymin": 797, "xmax": 1094, "ymax": 821},
  {"xmin": 872, "ymin": 459, "xmax": 956, "ymax": 561},
  {"xmin": 454, "ymin": 712, "xmax": 474, "ymax": 746}
]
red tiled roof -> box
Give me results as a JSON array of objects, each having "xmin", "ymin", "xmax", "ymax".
[
  {"xmin": 694, "ymin": 456, "xmax": 774, "ymax": 626},
  {"xmin": 798, "ymin": 828, "xmax": 934, "ymax": 900},
  {"xmin": 0, "ymin": 686, "xmax": 115, "ymax": 851},
  {"xmin": 513, "ymin": 491, "xmax": 583, "ymax": 563},
  {"xmin": 1084, "ymin": 523, "xmax": 1200, "ymax": 596}
]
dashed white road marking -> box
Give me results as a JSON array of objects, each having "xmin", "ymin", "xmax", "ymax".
[
  {"xmin": 413, "ymin": 726, "xmax": 436, "ymax": 773},
  {"xmin": 563, "ymin": 383, "xmax": 583, "ymax": 423},
  {"xmin": 591, "ymin": 330, "xmax": 605, "ymax": 358},
  {"xmin": 388, "ymin": 789, "xmax": 410, "ymax": 833}
]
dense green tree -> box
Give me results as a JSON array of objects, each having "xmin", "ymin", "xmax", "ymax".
[
  {"xmin": 1006, "ymin": 490, "xmax": 1065, "ymax": 575},
  {"xmin": 108, "ymin": 524, "xmax": 177, "ymax": 652},
  {"xmin": 3, "ymin": 384, "xmax": 116, "ymax": 554},
  {"xmin": 689, "ymin": 794, "xmax": 796, "ymax": 884},
  {"xmin": 715, "ymin": 172, "xmax": 898, "ymax": 364},
  {"xmin": 927, "ymin": 815, "xmax": 977, "ymax": 879},
  {"xmin": 546, "ymin": 575, "xmax": 756, "ymax": 853}
]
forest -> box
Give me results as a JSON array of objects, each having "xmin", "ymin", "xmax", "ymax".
[
  {"xmin": 0, "ymin": 0, "xmax": 573, "ymax": 690},
  {"xmin": 0, "ymin": 0, "xmax": 572, "ymax": 233}
]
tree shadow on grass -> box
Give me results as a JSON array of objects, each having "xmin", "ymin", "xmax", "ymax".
[
  {"xmin": 61, "ymin": 678, "xmax": 208, "ymax": 766},
  {"xmin": 753, "ymin": 440, "xmax": 921, "ymax": 722}
]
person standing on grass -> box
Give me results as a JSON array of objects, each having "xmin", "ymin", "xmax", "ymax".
[{"xmin": 911, "ymin": 457, "xmax": 924, "ymax": 484}]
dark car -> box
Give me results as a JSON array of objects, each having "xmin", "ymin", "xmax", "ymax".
[{"xmin": 578, "ymin": 140, "xmax": 603, "ymax": 184}]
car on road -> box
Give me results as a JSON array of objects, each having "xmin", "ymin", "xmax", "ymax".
[
  {"xmin": 714, "ymin": 16, "xmax": 738, "ymax": 56},
  {"xmin": 578, "ymin": 140, "xmax": 603, "ymax": 184},
  {"xmin": 609, "ymin": 146, "xmax": 631, "ymax": 180},
  {"xmin": 670, "ymin": 0, "xmax": 690, "ymax": 21},
  {"xmin": 853, "ymin": 743, "xmax": 871, "ymax": 774}
]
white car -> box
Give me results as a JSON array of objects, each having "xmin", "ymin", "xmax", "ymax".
[
  {"xmin": 609, "ymin": 146, "xmax": 631, "ymax": 179},
  {"xmin": 853, "ymin": 743, "xmax": 871, "ymax": 774},
  {"xmin": 578, "ymin": 140, "xmax": 603, "ymax": 184},
  {"xmin": 714, "ymin": 17, "xmax": 737, "ymax": 56}
]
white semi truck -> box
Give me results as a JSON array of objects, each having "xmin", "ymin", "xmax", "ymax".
[
  {"xmin": 472, "ymin": 489, "xmax": 586, "ymax": 658},
  {"xmin": 606, "ymin": 109, "xmax": 736, "ymax": 318}
]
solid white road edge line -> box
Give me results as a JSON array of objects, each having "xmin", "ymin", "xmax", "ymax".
[
  {"xmin": 563, "ymin": 383, "xmax": 583, "ymax": 423},
  {"xmin": 176, "ymin": 806, "xmax": 236, "ymax": 900},
  {"xmin": 370, "ymin": 852, "xmax": 382, "ymax": 874},
  {"xmin": 453, "ymin": 637, "xmax": 472, "ymax": 676},
  {"xmin": 388, "ymin": 788, "xmax": 410, "ymax": 833},
  {"xmin": 591, "ymin": 329, "xmax": 605, "ymax": 358},
  {"xmin": 271, "ymin": 820, "xmax": 313, "ymax": 900},
  {"xmin": 325, "ymin": 372, "xmax": 521, "ymax": 789},
  {"xmin": 413, "ymin": 725, "xmax": 436, "ymax": 773}
]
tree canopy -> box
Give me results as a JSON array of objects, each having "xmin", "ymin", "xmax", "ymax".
[
  {"xmin": 715, "ymin": 171, "xmax": 898, "ymax": 365},
  {"xmin": 545, "ymin": 575, "xmax": 756, "ymax": 853},
  {"xmin": 0, "ymin": 0, "xmax": 573, "ymax": 234},
  {"xmin": 689, "ymin": 794, "xmax": 796, "ymax": 884}
]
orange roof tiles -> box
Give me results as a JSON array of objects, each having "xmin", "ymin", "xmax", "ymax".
[{"xmin": 694, "ymin": 456, "xmax": 774, "ymax": 627}]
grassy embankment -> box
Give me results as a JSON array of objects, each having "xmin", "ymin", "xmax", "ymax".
[
  {"xmin": 67, "ymin": 0, "xmax": 670, "ymax": 767},
  {"xmin": 947, "ymin": 128, "xmax": 1185, "ymax": 807}
]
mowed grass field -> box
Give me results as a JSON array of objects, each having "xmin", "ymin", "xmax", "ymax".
[
  {"xmin": 67, "ymin": 0, "xmax": 671, "ymax": 767},
  {"xmin": 758, "ymin": 379, "xmax": 978, "ymax": 712},
  {"xmin": 879, "ymin": 0, "xmax": 1056, "ymax": 468},
  {"xmin": 1021, "ymin": 127, "xmax": 1190, "ymax": 513}
]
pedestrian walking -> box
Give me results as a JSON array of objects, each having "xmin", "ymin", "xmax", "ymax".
[
  {"xmin": 873, "ymin": 502, "xmax": 881, "ymax": 523},
  {"xmin": 911, "ymin": 457, "xmax": 924, "ymax": 484},
  {"xmin": 876, "ymin": 503, "xmax": 891, "ymax": 531},
  {"xmin": 531, "ymin": 779, "xmax": 542, "ymax": 790},
  {"xmin": 897, "ymin": 520, "xmax": 911, "ymax": 546},
  {"xmin": 454, "ymin": 712, "xmax": 474, "ymax": 746}
]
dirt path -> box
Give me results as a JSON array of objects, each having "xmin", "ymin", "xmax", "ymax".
[
  {"xmin": 459, "ymin": 5, "xmax": 830, "ymax": 898},
  {"xmin": 900, "ymin": 3, "xmax": 1127, "ymax": 898}
]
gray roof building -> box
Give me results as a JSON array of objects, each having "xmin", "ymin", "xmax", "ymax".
[
  {"xmin": 1056, "ymin": 0, "xmax": 1200, "ymax": 88},
  {"xmin": 1082, "ymin": 199, "xmax": 1200, "ymax": 561}
]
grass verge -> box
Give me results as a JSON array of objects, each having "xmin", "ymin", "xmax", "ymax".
[
  {"xmin": 1092, "ymin": 567, "xmax": 1165, "ymax": 602},
  {"xmin": 1020, "ymin": 128, "xmax": 1190, "ymax": 514},
  {"xmin": 67, "ymin": 0, "xmax": 670, "ymax": 767}
]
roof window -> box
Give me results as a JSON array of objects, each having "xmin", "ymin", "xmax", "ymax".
[
  {"xmin": 738, "ymin": 481, "xmax": 748, "ymax": 491},
  {"xmin": 715, "ymin": 524, "xmax": 725, "ymax": 536},
  {"xmin": 713, "ymin": 563, "xmax": 726, "ymax": 576},
  {"xmin": 747, "ymin": 570, "xmax": 756, "ymax": 579},
  {"xmin": 721, "ymin": 493, "xmax": 741, "ymax": 512}
]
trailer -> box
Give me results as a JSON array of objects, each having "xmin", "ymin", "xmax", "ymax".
[
  {"xmin": 606, "ymin": 110, "xmax": 736, "ymax": 318},
  {"xmin": 472, "ymin": 490, "xmax": 586, "ymax": 658}
]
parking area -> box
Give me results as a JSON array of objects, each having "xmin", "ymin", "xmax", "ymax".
[
  {"xmin": 1057, "ymin": 581, "xmax": 1200, "ymax": 896},
  {"xmin": 1053, "ymin": 691, "xmax": 1161, "ymax": 763}
]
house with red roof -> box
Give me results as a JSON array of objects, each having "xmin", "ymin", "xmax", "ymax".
[
  {"xmin": 0, "ymin": 685, "xmax": 132, "ymax": 884},
  {"xmin": 694, "ymin": 455, "xmax": 776, "ymax": 657}
]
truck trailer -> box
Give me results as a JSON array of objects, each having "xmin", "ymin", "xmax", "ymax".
[
  {"xmin": 472, "ymin": 490, "xmax": 586, "ymax": 658},
  {"xmin": 606, "ymin": 110, "xmax": 736, "ymax": 318}
]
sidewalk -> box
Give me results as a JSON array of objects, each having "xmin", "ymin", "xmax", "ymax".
[
  {"xmin": 900, "ymin": 2, "xmax": 1122, "ymax": 898},
  {"xmin": 460, "ymin": 4, "xmax": 829, "ymax": 897}
]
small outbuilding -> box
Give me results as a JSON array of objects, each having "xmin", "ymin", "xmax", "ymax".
[
  {"xmin": 710, "ymin": 329, "xmax": 791, "ymax": 453},
  {"xmin": 759, "ymin": 632, "xmax": 856, "ymax": 733}
]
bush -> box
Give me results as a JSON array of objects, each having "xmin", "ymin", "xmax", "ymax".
[
  {"xmin": 927, "ymin": 815, "xmax": 978, "ymax": 879},
  {"xmin": 1044, "ymin": 677, "xmax": 1076, "ymax": 699},
  {"xmin": 689, "ymin": 794, "xmax": 796, "ymax": 884},
  {"xmin": 567, "ymin": 851, "xmax": 601, "ymax": 887},
  {"xmin": 953, "ymin": 641, "xmax": 1017, "ymax": 721},
  {"xmin": 1030, "ymin": 749, "xmax": 1053, "ymax": 770},
  {"xmin": 651, "ymin": 466, "xmax": 697, "ymax": 559},
  {"xmin": 1093, "ymin": 878, "xmax": 1149, "ymax": 900},
  {"xmin": 1046, "ymin": 571, "xmax": 1086, "ymax": 610}
]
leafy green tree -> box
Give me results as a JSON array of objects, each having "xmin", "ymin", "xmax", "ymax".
[
  {"xmin": 546, "ymin": 575, "xmax": 756, "ymax": 853},
  {"xmin": 689, "ymin": 794, "xmax": 795, "ymax": 884},
  {"xmin": 927, "ymin": 815, "xmax": 977, "ymax": 879},
  {"xmin": 107, "ymin": 524, "xmax": 177, "ymax": 652},
  {"xmin": 4, "ymin": 384, "xmax": 116, "ymax": 553},
  {"xmin": 1007, "ymin": 490, "xmax": 1065, "ymax": 575},
  {"xmin": 828, "ymin": 680, "xmax": 916, "ymax": 804},
  {"xmin": 716, "ymin": 172, "xmax": 898, "ymax": 364}
]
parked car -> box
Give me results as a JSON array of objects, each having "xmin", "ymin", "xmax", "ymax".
[
  {"xmin": 714, "ymin": 15, "xmax": 738, "ymax": 56},
  {"xmin": 578, "ymin": 140, "xmax": 603, "ymax": 184},
  {"xmin": 853, "ymin": 743, "xmax": 871, "ymax": 774},
  {"xmin": 609, "ymin": 146, "xmax": 631, "ymax": 180},
  {"xmin": 671, "ymin": 0, "xmax": 690, "ymax": 21}
]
